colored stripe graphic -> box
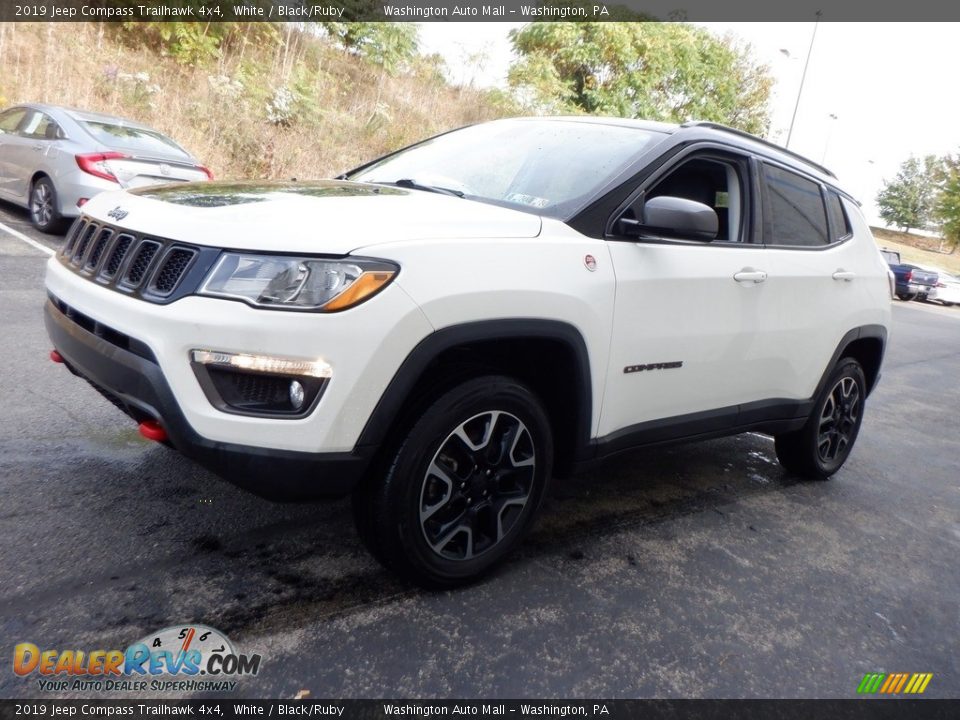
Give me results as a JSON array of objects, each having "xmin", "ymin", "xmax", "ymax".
[
  {"xmin": 893, "ymin": 674, "xmax": 909, "ymax": 693},
  {"xmin": 858, "ymin": 672, "xmax": 933, "ymax": 694},
  {"xmin": 857, "ymin": 673, "xmax": 884, "ymax": 694}
]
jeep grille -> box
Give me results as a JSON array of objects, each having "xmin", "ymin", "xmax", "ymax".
[{"xmin": 57, "ymin": 216, "xmax": 213, "ymax": 304}]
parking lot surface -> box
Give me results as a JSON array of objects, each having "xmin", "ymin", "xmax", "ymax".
[{"xmin": 0, "ymin": 201, "xmax": 958, "ymax": 699}]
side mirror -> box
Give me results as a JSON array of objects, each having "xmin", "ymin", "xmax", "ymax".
[{"xmin": 637, "ymin": 195, "xmax": 718, "ymax": 241}]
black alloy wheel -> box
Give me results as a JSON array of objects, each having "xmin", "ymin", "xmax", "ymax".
[
  {"xmin": 815, "ymin": 375, "xmax": 861, "ymax": 465},
  {"xmin": 353, "ymin": 375, "xmax": 553, "ymax": 587},
  {"xmin": 774, "ymin": 357, "xmax": 867, "ymax": 479},
  {"xmin": 418, "ymin": 410, "xmax": 536, "ymax": 561}
]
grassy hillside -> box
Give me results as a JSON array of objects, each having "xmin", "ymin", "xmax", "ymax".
[
  {"xmin": 0, "ymin": 22, "xmax": 516, "ymax": 180},
  {"xmin": 871, "ymin": 226, "xmax": 960, "ymax": 275}
]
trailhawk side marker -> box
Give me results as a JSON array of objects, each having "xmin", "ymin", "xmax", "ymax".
[{"xmin": 624, "ymin": 361, "xmax": 683, "ymax": 374}]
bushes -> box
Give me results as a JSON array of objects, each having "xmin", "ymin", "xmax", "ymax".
[{"xmin": 1, "ymin": 22, "xmax": 517, "ymax": 181}]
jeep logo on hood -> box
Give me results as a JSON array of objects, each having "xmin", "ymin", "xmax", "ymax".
[{"xmin": 107, "ymin": 206, "xmax": 129, "ymax": 221}]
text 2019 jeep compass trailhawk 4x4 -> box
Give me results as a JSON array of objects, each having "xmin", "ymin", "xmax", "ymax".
[{"xmin": 44, "ymin": 118, "xmax": 892, "ymax": 586}]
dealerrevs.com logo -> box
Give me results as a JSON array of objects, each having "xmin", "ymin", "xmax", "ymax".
[{"xmin": 13, "ymin": 624, "xmax": 262, "ymax": 693}]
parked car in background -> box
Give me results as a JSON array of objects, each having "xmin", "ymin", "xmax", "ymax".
[
  {"xmin": 931, "ymin": 271, "xmax": 960, "ymax": 306},
  {"xmin": 0, "ymin": 103, "xmax": 211, "ymax": 233},
  {"xmin": 880, "ymin": 249, "xmax": 938, "ymax": 301}
]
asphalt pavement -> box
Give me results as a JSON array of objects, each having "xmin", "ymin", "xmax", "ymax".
[{"xmin": 0, "ymin": 200, "xmax": 957, "ymax": 700}]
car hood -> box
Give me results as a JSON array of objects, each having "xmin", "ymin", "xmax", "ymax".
[{"xmin": 79, "ymin": 180, "xmax": 542, "ymax": 254}]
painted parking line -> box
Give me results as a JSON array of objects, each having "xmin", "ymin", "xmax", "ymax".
[{"xmin": 0, "ymin": 219, "xmax": 55, "ymax": 256}]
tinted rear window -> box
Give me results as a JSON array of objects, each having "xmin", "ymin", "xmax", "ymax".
[
  {"xmin": 80, "ymin": 121, "xmax": 189, "ymax": 159},
  {"xmin": 826, "ymin": 191, "xmax": 851, "ymax": 241},
  {"xmin": 764, "ymin": 164, "xmax": 829, "ymax": 247}
]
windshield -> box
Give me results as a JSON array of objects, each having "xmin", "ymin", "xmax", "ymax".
[
  {"xmin": 349, "ymin": 119, "xmax": 664, "ymax": 218},
  {"xmin": 80, "ymin": 120, "xmax": 191, "ymax": 159}
]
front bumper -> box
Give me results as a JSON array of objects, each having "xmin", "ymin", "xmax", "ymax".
[{"xmin": 44, "ymin": 297, "xmax": 371, "ymax": 499}]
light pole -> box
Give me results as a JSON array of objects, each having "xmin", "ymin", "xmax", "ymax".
[{"xmin": 786, "ymin": 10, "xmax": 823, "ymax": 149}]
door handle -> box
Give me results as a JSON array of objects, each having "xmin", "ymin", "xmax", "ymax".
[
  {"xmin": 832, "ymin": 270, "xmax": 856, "ymax": 282},
  {"xmin": 733, "ymin": 268, "xmax": 767, "ymax": 283}
]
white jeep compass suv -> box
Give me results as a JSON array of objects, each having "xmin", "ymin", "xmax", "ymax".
[{"xmin": 44, "ymin": 118, "xmax": 892, "ymax": 586}]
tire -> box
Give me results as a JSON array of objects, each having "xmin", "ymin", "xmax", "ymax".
[
  {"xmin": 352, "ymin": 375, "xmax": 553, "ymax": 587},
  {"xmin": 896, "ymin": 293, "xmax": 916, "ymax": 302},
  {"xmin": 774, "ymin": 358, "xmax": 866, "ymax": 480},
  {"xmin": 29, "ymin": 176, "xmax": 65, "ymax": 234}
]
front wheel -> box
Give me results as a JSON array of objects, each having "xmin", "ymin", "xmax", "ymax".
[
  {"xmin": 29, "ymin": 176, "xmax": 65, "ymax": 234},
  {"xmin": 774, "ymin": 358, "xmax": 866, "ymax": 480},
  {"xmin": 353, "ymin": 375, "xmax": 553, "ymax": 587}
]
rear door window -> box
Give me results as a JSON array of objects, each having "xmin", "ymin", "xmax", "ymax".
[
  {"xmin": 763, "ymin": 164, "xmax": 829, "ymax": 247},
  {"xmin": 20, "ymin": 110, "xmax": 61, "ymax": 140}
]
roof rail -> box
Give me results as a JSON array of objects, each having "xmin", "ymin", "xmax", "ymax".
[{"xmin": 679, "ymin": 121, "xmax": 836, "ymax": 178}]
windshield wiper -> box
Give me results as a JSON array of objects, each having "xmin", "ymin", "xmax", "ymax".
[{"xmin": 383, "ymin": 178, "xmax": 464, "ymax": 198}]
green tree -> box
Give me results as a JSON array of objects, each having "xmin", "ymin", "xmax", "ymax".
[
  {"xmin": 321, "ymin": 22, "xmax": 418, "ymax": 74},
  {"xmin": 117, "ymin": 17, "xmax": 278, "ymax": 67},
  {"xmin": 934, "ymin": 155, "xmax": 960, "ymax": 252},
  {"xmin": 508, "ymin": 21, "xmax": 772, "ymax": 134},
  {"xmin": 876, "ymin": 155, "xmax": 941, "ymax": 234}
]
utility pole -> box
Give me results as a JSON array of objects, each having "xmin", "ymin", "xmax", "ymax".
[{"xmin": 786, "ymin": 10, "xmax": 822, "ymax": 149}]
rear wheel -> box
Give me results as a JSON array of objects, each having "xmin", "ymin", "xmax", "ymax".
[
  {"xmin": 896, "ymin": 293, "xmax": 916, "ymax": 301},
  {"xmin": 775, "ymin": 358, "xmax": 866, "ymax": 480},
  {"xmin": 29, "ymin": 176, "xmax": 65, "ymax": 234},
  {"xmin": 353, "ymin": 375, "xmax": 553, "ymax": 587}
]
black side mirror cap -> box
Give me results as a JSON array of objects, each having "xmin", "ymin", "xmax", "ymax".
[{"xmin": 635, "ymin": 196, "xmax": 719, "ymax": 241}]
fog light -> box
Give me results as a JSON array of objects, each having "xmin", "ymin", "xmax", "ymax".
[
  {"xmin": 190, "ymin": 349, "xmax": 330, "ymax": 417},
  {"xmin": 289, "ymin": 380, "xmax": 305, "ymax": 410},
  {"xmin": 191, "ymin": 349, "xmax": 332, "ymax": 379}
]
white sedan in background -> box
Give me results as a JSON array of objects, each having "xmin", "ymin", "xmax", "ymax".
[
  {"xmin": 0, "ymin": 103, "xmax": 211, "ymax": 233},
  {"xmin": 931, "ymin": 271, "xmax": 960, "ymax": 307}
]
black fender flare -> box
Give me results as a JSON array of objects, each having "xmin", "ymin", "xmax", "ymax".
[
  {"xmin": 814, "ymin": 324, "xmax": 888, "ymax": 399},
  {"xmin": 355, "ymin": 319, "xmax": 594, "ymax": 463}
]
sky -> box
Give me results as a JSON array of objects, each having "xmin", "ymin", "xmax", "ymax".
[{"xmin": 417, "ymin": 22, "xmax": 960, "ymax": 226}]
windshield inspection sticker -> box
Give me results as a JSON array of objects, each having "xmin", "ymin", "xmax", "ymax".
[{"xmin": 506, "ymin": 193, "xmax": 550, "ymax": 208}]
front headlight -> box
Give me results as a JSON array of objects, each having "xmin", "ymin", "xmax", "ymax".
[{"xmin": 198, "ymin": 253, "xmax": 398, "ymax": 311}]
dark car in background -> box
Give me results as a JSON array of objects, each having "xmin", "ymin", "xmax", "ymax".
[
  {"xmin": 880, "ymin": 249, "xmax": 938, "ymax": 301},
  {"xmin": 0, "ymin": 103, "xmax": 211, "ymax": 233}
]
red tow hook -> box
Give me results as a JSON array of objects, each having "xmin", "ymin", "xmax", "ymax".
[
  {"xmin": 138, "ymin": 420, "xmax": 168, "ymax": 443},
  {"xmin": 50, "ymin": 349, "xmax": 64, "ymax": 364}
]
